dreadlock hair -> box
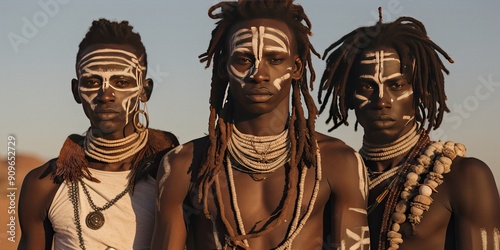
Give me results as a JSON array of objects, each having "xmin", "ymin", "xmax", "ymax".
[
  {"xmin": 318, "ymin": 10, "xmax": 453, "ymax": 132},
  {"xmin": 76, "ymin": 18, "xmax": 147, "ymax": 69},
  {"xmin": 197, "ymin": 0, "xmax": 320, "ymax": 244}
]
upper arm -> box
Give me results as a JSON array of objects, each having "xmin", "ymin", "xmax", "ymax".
[
  {"xmin": 151, "ymin": 143, "xmax": 195, "ymax": 250},
  {"xmin": 18, "ymin": 163, "xmax": 58, "ymax": 250},
  {"xmin": 322, "ymin": 138, "xmax": 370, "ymax": 248},
  {"xmin": 449, "ymin": 157, "xmax": 500, "ymax": 250}
]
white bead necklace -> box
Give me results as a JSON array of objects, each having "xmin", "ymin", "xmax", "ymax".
[
  {"xmin": 228, "ymin": 125, "xmax": 290, "ymax": 174},
  {"xmin": 225, "ymin": 145, "xmax": 322, "ymax": 249},
  {"xmin": 361, "ymin": 123, "xmax": 418, "ymax": 161},
  {"xmin": 84, "ymin": 129, "xmax": 148, "ymax": 163},
  {"xmin": 385, "ymin": 141, "xmax": 466, "ymax": 250}
]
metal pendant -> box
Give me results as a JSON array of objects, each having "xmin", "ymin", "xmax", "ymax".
[{"xmin": 86, "ymin": 211, "xmax": 105, "ymax": 230}]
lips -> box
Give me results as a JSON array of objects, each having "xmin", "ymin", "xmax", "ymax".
[
  {"xmin": 94, "ymin": 108, "xmax": 119, "ymax": 120},
  {"xmin": 372, "ymin": 114, "xmax": 395, "ymax": 121},
  {"xmin": 245, "ymin": 88, "xmax": 273, "ymax": 102},
  {"xmin": 367, "ymin": 114, "xmax": 396, "ymax": 129}
]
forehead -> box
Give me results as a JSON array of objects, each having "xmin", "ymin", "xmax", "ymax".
[
  {"xmin": 227, "ymin": 18, "xmax": 295, "ymax": 48},
  {"xmin": 78, "ymin": 44, "xmax": 143, "ymax": 66},
  {"xmin": 355, "ymin": 47, "xmax": 402, "ymax": 76}
]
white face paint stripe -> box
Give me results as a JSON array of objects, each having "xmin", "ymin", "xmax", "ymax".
[
  {"xmin": 77, "ymin": 49, "xmax": 145, "ymax": 125},
  {"xmin": 229, "ymin": 25, "xmax": 291, "ymax": 90},
  {"xmin": 376, "ymin": 51, "xmax": 384, "ymax": 98},
  {"xmin": 247, "ymin": 26, "xmax": 262, "ymax": 78},
  {"xmin": 79, "ymin": 48, "xmax": 139, "ymax": 62},
  {"xmin": 232, "ymin": 46, "xmax": 252, "ymax": 53},
  {"xmin": 354, "ymin": 92, "xmax": 370, "ymax": 109},
  {"xmin": 262, "ymin": 34, "xmax": 289, "ymax": 54},
  {"xmin": 360, "ymin": 50, "xmax": 402, "ymax": 99},
  {"xmin": 79, "ymin": 56, "xmax": 138, "ymax": 69},
  {"xmin": 396, "ymin": 90, "xmax": 413, "ymax": 101},
  {"xmin": 264, "ymin": 27, "xmax": 290, "ymax": 52},
  {"xmin": 272, "ymin": 66, "xmax": 292, "ymax": 90}
]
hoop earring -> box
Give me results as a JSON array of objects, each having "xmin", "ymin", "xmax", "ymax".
[{"xmin": 133, "ymin": 103, "xmax": 149, "ymax": 132}]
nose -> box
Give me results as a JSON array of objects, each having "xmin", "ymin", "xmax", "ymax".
[
  {"xmin": 373, "ymin": 86, "xmax": 391, "ymax": 109},
  {"xmin": 96, "ymin": 84, "xmax": 115, "ymax": 103},
  {"xmin": 248, "ymin": 61, "xmax": 270, "ymax": 83}
]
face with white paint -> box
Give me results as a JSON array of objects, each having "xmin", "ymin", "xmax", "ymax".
[
  {"xmin": 352, "ymin": 47, "xmax": 415, "ymax": 144},
  {"xmin": 224, "ymin": 18, "xmax": 302, "ymax": 118},
  {"xmin": 71, "ymin": 44, "xmax": 153, "ymax": 139}
]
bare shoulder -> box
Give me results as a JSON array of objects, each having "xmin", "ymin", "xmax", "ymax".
[
  {"xmin": 447, "ymin": 156, "xmax": 497, "ymax": 187},
  {"xmin": 316, "ymin": 132, "xmax": 359, "ymax": 170},
  {"xmin": 157, "ymin": 136, "xmax": 209, "ymax": 188},
  {"xmin": 20, "ymin": 159, "xmax": 61, "ymax": 222},
  {"xmin": 163, "ymin": 136, "xmax": 208, "ymax": 171},
  {"xmin": 22, "ymin": 159, "xmax": 60, "ymax": 194},
  {"xmin": 315, "ymin": 132, "xmax": 364, "ymax": 191},
  {"xmin": 445, "ymin": 156, "xmax": 500, "ymax": 216}
]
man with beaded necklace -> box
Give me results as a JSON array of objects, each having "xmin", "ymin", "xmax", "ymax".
[
  {"xmin": 318, "ymin": 11, "xmax": 500, "ymax": 250},
  {"xmin": 152, "ymin": 0, "xmax": 369, "ymax": 249},
  {"xmin": 18, "ymin": 19, "xmax": 179, "ymax": 250}
]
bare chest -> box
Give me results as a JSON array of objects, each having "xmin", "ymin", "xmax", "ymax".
[{"xmin": 194, "ymin": 165, "xmax": 328, "ymax": 249}]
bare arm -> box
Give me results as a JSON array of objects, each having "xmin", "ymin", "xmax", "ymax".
[
  {"xmin": 449, "ymin": 157, "xmax": 500, "ymax": 250},
  {"xmin": 151, "ymin": 144, "xmax": 194, "ymax": 250},
  {"xmin": 321, "ymin": 136, "xmax": 370, "ymax": 250},
  {"xmin": 18, "ymin": 162, "xmax": 59, "ymax": 250}
]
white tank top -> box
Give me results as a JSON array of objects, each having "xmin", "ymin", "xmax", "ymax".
[{"xmin": 49, "ymin": 168, "xmax": 156, "ymax": 250}]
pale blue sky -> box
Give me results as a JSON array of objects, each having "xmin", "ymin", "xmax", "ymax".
[{"xmin": 1, "ymin": 0, "xmax": 499, "ymax": 187}]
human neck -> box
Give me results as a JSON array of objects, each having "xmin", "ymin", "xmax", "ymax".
[
  {"xmin": 361, "ymin": 123, "xmax": 420, "ymax": 172},
  {"xmin": 84, "ymin": 128, "xmax": 148, "ymax": 164},
  {"xmin": 233, "ymin": 110, "xmax": 289, "ymax": 136}
]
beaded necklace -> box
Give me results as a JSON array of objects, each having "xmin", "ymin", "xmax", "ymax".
[
  {"xmin": 84, "ymin": 129, "xmax": 148, "ymax": 163},
  {"xmin": 361, "ymin": 123, "xmax": 419, "ymax": 161},
  {"xmin": 366, "ymin": 128, "xmax": 466, "ymax": 250},
  {"xmin": 384, "ymin": 140, "xmax": 466, "ymax": 250},
  {"xmin": 227, "ymin": 125, "xmax": 290, "ymax": 174},
  {"xmin": 224, "ymin": 146, "xmax": 322, "ymax": 249}
]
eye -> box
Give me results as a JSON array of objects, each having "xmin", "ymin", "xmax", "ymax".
[
  {"xmin": 81, "ymin": 78, "xmax": 100, "ymax": 88},
  {"xmin": 389, "ymin": 81, "xmax": 408, "ymax": 91},
  {"xmin": 269, "ymin": 57, "xmax": 284, "ymax": 65},
  {"xmin": 357, "ymin": 82, "xmax": 374, "ymax": 92},
  {"xmin": 110, "ymin": 76, "xmax": 136, "ymax": 89},
  {"xmin": 115, "ymin": 80, "xmax": 129, "ymax": 87},
  {"xmin": 235, "ymin": 56, "xmax": 252, "ymax": 65}
]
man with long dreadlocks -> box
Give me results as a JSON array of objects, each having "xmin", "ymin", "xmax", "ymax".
[
  {"xmin": 319, "ymin": 10, "xmax": 500, "ymax": 250},
  {"xmin": 152, "ymin": 1, "xmax": 369, "ymax": 249},
  {"xmin": 18, "ymin": 18, "xmax": 179, "ymax": 249}
]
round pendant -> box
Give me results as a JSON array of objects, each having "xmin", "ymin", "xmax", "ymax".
[{"xmin": 86, "ymin": 211, "xmax": 105, "ymax": 230}]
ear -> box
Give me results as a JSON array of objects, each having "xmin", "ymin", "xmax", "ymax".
[
  {"xmin": 71, "ymin": 78, "xmax": 82, "ymax": 104},
  {"xmin": 140, "ymin": 78, "xmax": 154, "ymax": 102},
  {"xmin": 291, "ymin": 56, "xmax": 303, "ymax": 80}
]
